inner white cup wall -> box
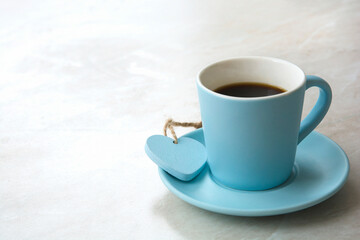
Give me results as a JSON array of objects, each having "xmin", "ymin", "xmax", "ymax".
[{"xmin": 199, "ymin": 58, "xmax": 305, "ymax": 93}]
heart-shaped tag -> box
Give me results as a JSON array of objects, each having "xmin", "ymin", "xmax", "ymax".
[{"xmin": 145, "ymin": 135, "xmax": 207, "ymax": 181}]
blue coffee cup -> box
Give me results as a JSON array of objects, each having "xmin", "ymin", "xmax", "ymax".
[{"xmin": 197, "ymin": 57, "xmax": 332, "ymax": 190}]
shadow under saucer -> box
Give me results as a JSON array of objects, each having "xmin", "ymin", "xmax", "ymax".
[{"xmin": 152, "ymin": 178, "xmax": 357, "ymax": 240}]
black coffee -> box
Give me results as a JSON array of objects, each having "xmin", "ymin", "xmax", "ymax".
[{"xmin": 214, "ymin": 82, "xmax": 285, "ymax": 98}]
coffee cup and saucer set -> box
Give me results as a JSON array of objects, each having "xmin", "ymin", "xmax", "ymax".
[{"xmin": 145, "ymin": 57, "xmax": 349, "ymax": 216}]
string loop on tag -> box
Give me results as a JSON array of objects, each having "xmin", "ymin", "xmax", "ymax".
[{"xmin": 163, "ymin": 119, "xmax": 202, "ymax": 144}]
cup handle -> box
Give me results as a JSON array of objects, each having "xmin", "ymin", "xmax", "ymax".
[{"xmin": 298, "ymin": 75, "xmax": 332, "ymax": 144}]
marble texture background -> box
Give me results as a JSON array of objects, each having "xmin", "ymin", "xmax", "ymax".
[{"xmin": 0, "ymin": 0, "xmax": 359, "ymax": 239}]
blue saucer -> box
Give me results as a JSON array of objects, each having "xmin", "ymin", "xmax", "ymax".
[{"xmin": 158, "ymin": 129, "xmax": 349, "ymax": 216}]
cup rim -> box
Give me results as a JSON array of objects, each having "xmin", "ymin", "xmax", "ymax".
[{"xmin": 197, "ymin": 56, "xmax": 306, "ymax": 101}]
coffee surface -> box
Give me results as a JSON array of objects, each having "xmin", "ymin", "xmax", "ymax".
[{"xmin": 214, "ymin": 82, "xmax": 285, "ymax": 98}]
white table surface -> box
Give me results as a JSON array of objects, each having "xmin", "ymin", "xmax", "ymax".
[{"xmin": 0, "ymin": 0, "xmax": 359, "ymax": 239}]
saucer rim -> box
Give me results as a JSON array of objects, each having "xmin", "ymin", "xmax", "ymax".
[{"xmin": 158, "ymin": 130, "xmax": 350, "ymax": 216}]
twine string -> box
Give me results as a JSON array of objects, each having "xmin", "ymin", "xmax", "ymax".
[{"xmin": 163, "ymin": 119, "xmax": 202, "ymax": 144}]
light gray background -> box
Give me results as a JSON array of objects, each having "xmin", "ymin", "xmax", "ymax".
[{"xmin": 0, "ymin": 0, "xmax": 359, "ymax": 239}]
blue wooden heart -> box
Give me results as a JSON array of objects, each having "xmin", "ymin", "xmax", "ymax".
[{"xmin": 145, "ymin": 135, "xmax": 207, "ymax": 181}]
